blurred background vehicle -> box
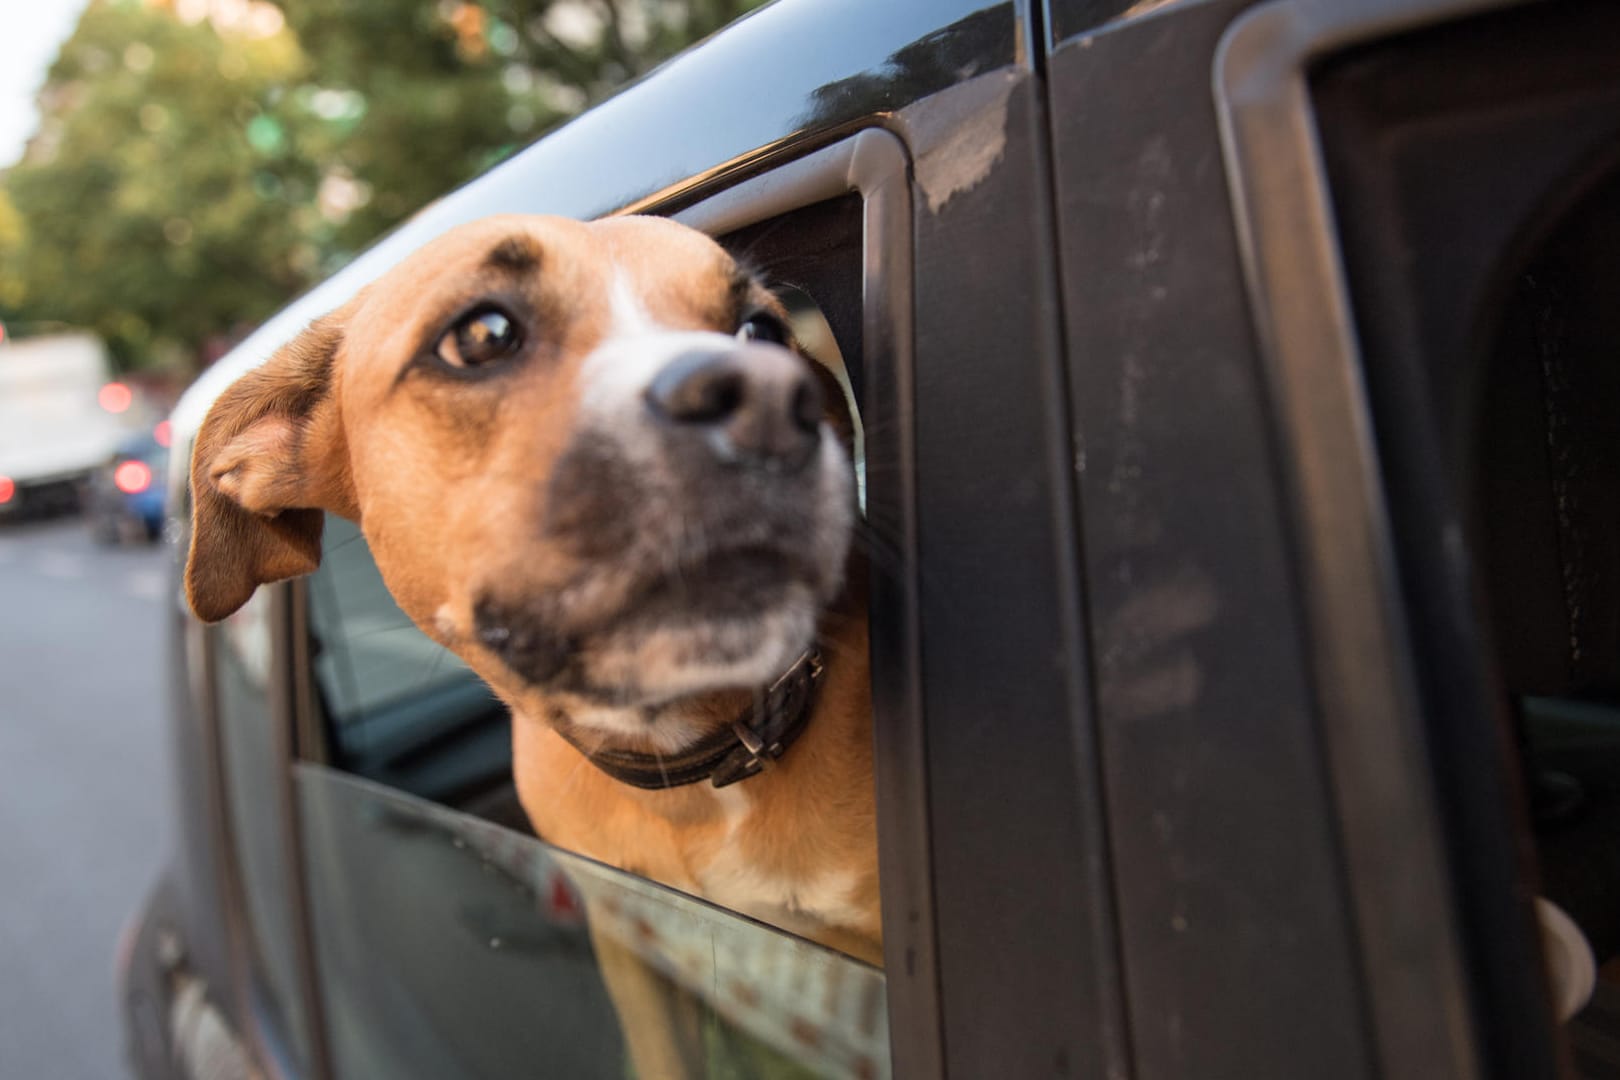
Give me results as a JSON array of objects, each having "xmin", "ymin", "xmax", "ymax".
[
  {"xmin": 0, "ymin": 330, "xmax": 135, "ymax": 518},
  {"xmin": 83, "ymin": 424, "xmax": 170, "ymax": 544}
]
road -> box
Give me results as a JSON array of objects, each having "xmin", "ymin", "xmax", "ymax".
[{"xmin": 0, "ymin": 516, "xmax": 174, "ymax": 1080}]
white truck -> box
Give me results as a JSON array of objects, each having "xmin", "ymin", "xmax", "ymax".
[{"xmin": 0, "ymin": 332, "xmax": 132, "ymax": 515}]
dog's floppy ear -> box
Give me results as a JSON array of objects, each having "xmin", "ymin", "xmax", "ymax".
[{"xmin": 185, "ymin": 311, "xmax": 357, "ymax": 622}]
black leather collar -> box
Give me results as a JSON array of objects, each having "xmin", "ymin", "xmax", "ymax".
[{"xmin": 553, "ymin": 649, "xmax": 825, "ymax": 790}]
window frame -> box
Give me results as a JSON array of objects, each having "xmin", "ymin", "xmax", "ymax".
[
  {"xmin": 269, "ymin": 128, "xmax": 936, "ymax": 1078},
  {"xmin": 675, "ymin": 128, "xmax": 940, "ymax": 1077},
  {"xmin": 199, "ymin": 586, "xmax": 335, "ymax": 1080},
  {"xmin": 1211, "ymin": 1, "xmax": 1572, "ymax": 1077}
]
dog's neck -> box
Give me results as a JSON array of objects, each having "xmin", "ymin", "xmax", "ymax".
[{"xmin": 542, "ymin": 649, "xmax": 825, "ymax": 790}]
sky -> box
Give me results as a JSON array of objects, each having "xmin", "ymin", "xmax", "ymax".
[{"xmin": 0, "ymin": 2, "xmax": 93, "ymax": 168}]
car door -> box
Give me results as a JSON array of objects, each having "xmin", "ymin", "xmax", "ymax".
[
  {"xmin": 186, "ymin": 2, "xmax": 1133, "ymax": 1077},
  {"xmin": 1045, "ymin": 0, "xmax": 1620, "ymax": 1078}
]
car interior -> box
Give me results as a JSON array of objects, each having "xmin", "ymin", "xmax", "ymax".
[{"xmin": 1312, "ymin": 7, "xmax": 1620, "ymax": 1064}]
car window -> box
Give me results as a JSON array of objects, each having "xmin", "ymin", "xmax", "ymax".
[
  {"xmin": 291, "ymin": 183, "xmax": 892, "ymax": 1076},
  {"xmin": 213, "ymin": 589, "xmax": 315, "ymax": 1071},
  {"xmin": 308, "ymin": 517, "xmax": 482, "ymax": 723},
  {"xmin": 1306, "ymin": 26, "xmax": 1620, "ymax": 1070},
  {"xmin": 305, "ymin": 516, "xmax": 515, "ymax": 815},
  {"xmin": 1474, "ymin": 170, "xmax": 1620, "ymax": 1058}
]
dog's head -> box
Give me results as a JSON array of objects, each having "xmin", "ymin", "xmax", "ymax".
[{"xmin": 186, "ymin": 214, "xmax": 855, "ymax": 723}]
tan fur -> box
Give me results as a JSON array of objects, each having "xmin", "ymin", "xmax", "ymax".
[
  {"xmin": 514, "ymin": 592, "xmax": 880, "ymax": 963},
  {"xmin": 186, "ymin": 216, "xmax": 880, "ymax": 981}
]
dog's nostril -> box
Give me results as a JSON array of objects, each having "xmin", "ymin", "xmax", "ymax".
[
  {"xmin": 646, "ymin": 346, "xmax": 821, "ymax": 471},
  {"xmin": 791, "ymin": 379, "xmax": 822, "ymax": 435},
  {"xmin": 646, "ymin": 349, "xmax": 746, "ymax": 424},
  {"xmin": 690, "ymin": 368, "xmax": 745, "ymax": 423}
]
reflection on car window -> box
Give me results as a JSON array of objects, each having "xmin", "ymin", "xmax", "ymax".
[
  {"xmin": 305, "ymin": 517, "xmax": 513, "ymax": 812},
  {"xmin": 297, "ymin": 766, "xmax": 889, "ymax": 1080},
  {"xmin": 308, "ymin": 516, "xmax": 481, "ymax": 724},
  {"xmin": 1469, "ymin": 168, "xmax": 1620, "ymax": 1062}
]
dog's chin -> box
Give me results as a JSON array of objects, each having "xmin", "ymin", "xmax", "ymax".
[
  {"xmin": 478, "ymin": 577, "xmax": 826, "ymax": 713},
  {"xmin": 574, "ymin": 596, "xmax": 818, "ymax": 707}
]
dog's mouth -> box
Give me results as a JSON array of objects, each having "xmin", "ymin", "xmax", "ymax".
[
  {"xmin": 474, "ymin": 545, "xmax": 826, "ymax": 705},
  {"xmin": 623, "ymin": 547, "xmax": 811, "ymax": 623}
]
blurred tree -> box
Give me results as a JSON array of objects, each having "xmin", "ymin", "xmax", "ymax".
[
  {"xmin": 0, "ymin": 1, "xmax": 320, "ymax": 371},
  {"xmin": 0, "ymin": 189, "xmax": 25, "ymax": 312},
  {"xmin": 0, "ymin": 0, "xmax": 766, "ymax": 373},
  {"xmin": 275, "ymin": 0, "xmax": 767, "ymax": 249}
]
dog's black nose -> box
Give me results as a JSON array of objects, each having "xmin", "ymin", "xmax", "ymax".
[{"xmin": 645, "ymin": 345, "xmax": 822, "ymax": 471}]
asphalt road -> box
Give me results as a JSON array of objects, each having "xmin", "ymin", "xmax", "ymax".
[{"xmin": 0, "ymin": 516, "xmax": 174, "ymax": 1080}]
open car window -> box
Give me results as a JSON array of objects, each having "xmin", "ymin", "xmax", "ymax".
[{"xmin": 285, "ymin": 141, "xmax": 902, "ymax": 1078}]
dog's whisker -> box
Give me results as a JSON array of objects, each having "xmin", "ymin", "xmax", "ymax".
[
  {"xmin": 722, "ymin": 216, "xmax": 798, "ymax": 278},
  {"xmin": 553, "ymin": 745, "xmax": 600, "ymax": 803},
  {"xmin": 848, "ymin": 521, "xmax": 971, "ymax": 623}
]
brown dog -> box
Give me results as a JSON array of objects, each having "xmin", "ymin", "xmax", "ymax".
[{"xmin": 183, "ymin": 216, "xmax": 880, "ymax": 987}]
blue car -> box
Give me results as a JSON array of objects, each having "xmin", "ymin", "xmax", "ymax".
[{"xmin": 84, "ymin": 429, "xmax": 168, "ymax": 543}]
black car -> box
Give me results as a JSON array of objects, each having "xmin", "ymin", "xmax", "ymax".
[{"xmin": 121, "ymin": 0, "xmax": 1620, "ymax": 1077}]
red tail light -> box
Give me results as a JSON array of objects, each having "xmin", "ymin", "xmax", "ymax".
[
  {"xmin": 114, "ymin": 460, "xmax": 152, "ymax": 495},
  {"xmin": 0, "ymin": 476, "xmax": 13, "ymax": 504},
  {"xmin": 99, "ymin": 382, "xmax": 133, "ymax": 414}
]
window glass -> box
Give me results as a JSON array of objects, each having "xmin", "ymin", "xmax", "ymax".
[
  {"xmin": 308, "ymin": 515, "xmax": 488, "ymax": 724},
  {"xmin": 306, "ymin": 516, "xmax": 513, "ymax": 813},
  {"xmin": 1477, "ymin": 167, "xmax": 1620, "ymax": 1056},
  {"xmin": 1310, "ymin": 34, "xmax": 1620, "ymax": 1067},
  {"xmin": 780, "ymin": 283, "xmax": 865, "ymax": 511},
  {"xmin": 298, "ymin": 766, "xmax": 889, "ymax": 1080},
  {"xmin": 213, "ymin": 588, "xmax": 312, "ymax": 1069}
]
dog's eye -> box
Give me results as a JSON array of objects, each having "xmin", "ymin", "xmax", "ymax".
[
  {"xmin": 736, "ymin": 312, "xmax": 788, "ymax": 346},
  {"xmin": 437, "ymin": 307, "xmax": 522, "ymax": 368}
]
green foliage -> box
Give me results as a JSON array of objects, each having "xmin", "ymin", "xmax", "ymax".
[
  {"xmin": 275, "ymin": 0, "xmax": 765, "ymax": 249},
  {"xmin": 0, "ymin": 2, "xmax": 317, "ymax": 369},
  {"xmin": 0, "ymin": 0, "xmax": 767, "ymax": 372}
]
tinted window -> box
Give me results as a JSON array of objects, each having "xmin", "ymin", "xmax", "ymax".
[
  {"xmin": 1312, "ymin": 16, "xmax": 1620, "ymax": 1068},
  {"xmin": 306, "ymin": 516, "xmax": 514, "ymax": 817}
]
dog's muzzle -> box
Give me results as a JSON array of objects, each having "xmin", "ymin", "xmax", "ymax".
[{"xmin": 477, "ymin": 337, "xmax": 850, "ymax": 701}]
